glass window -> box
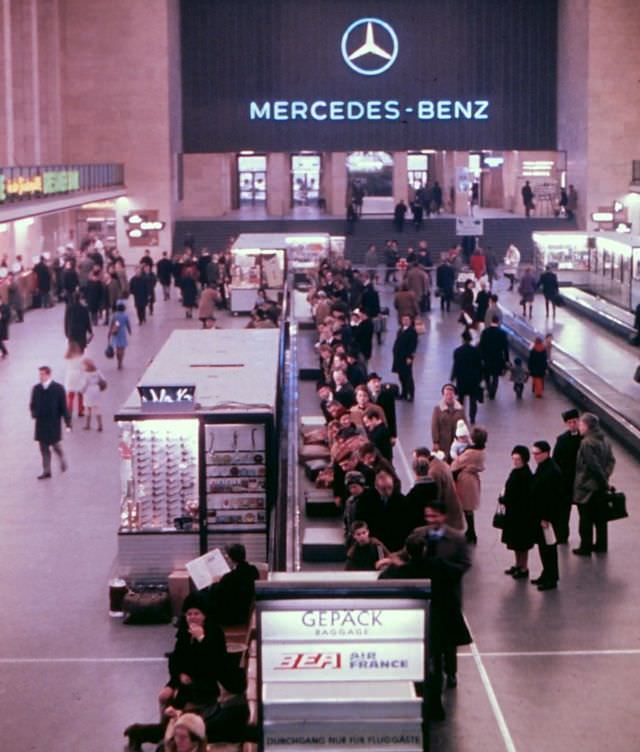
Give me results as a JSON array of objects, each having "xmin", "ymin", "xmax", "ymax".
[{"xmin": 346, "ymin": 151, "xmax": 393, "ymax": 197}]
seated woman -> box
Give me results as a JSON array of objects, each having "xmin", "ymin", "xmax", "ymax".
[
  {"xmin": 124, "ymin": 592, "xmax": 246, "ymax": 751},
  {"xmin": 163, "ymin": 712, "xmax": 208, "ymax": 752}
]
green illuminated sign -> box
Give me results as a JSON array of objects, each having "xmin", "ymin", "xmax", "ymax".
[{"xmin": 43, "ymin": 169, "xmax": 80, "ymax": 195}]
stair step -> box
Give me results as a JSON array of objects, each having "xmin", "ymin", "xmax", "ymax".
[{"xmin": 302, "ymin": 525, "xmax": 346, "ymax": 562}]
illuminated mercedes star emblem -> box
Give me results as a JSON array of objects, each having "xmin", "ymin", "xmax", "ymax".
[{"xmin": 341, "ymin": 18, "xmax": 399, "ymax": 76}]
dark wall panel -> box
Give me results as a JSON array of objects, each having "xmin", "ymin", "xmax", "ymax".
[{"xmin": 180, "ymin": 0, "xmax": 557, "ymax": 152}]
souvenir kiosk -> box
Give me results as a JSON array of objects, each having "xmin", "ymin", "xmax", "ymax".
[{"xmin": 114, "ymin": 329, "xmax": 280, "ymax": 582}]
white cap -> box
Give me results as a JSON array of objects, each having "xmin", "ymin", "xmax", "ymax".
[{"xmin": 455, "ymin": 419, "xmax": 469, "ymax": 438}]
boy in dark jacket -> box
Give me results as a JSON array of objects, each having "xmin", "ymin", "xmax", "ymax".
[{"xmin": 345, "ymin": 520, "xmax": 389, "ymax": 571}]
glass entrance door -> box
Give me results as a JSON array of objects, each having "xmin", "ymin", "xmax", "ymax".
[
  {"xmin": 291, "ymin": 154, "xmax": 321, "ymax": 207},
  {"xmin": 237, "ymin": 155, "xmax": 267, "ymax": 207}
]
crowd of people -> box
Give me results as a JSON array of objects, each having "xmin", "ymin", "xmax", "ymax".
[
  {"xmin": 301, "ymin": 245, "xmax": 617, "ymax": 721},
  {"xmin": 5, "ymin": 230, "xmax": 622, "ymax": 736}
]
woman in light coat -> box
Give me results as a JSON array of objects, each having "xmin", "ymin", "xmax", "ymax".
[
  {"xmin": 64, "ymin": 340, "xmax": 86, "ymax": 421},
  {"xmin": 81, "ymin": 358, "xmax": 105, "ymax": 431},
  {"xmin": 451, "ymin": 426, "xmax": 487, "ymax": 544}
]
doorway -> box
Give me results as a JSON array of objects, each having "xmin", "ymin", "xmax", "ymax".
[
  {"xmin": 291, "ymin": 154, "xmax": 321, "ymax": 208},
  {"xmin": 237, "ymin": 155, "xmax": 267, "ymax": 207}
]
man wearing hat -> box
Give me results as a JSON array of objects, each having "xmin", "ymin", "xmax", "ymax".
[
  {"xmin": 530, "ymin": 440, "xmax": 563, "ymax": 590},
  {"xmin": 552, "ymin": 409, "xmax": 582, "ymax": 543}
]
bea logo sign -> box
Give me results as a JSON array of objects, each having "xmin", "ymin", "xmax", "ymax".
[
  {"xmin": 275, "ymin": 653, "xmax": 342, "ymax": 670},
  {"xmin": 341, "ymin": 18, "xmax": 398, "ymax": 76}
]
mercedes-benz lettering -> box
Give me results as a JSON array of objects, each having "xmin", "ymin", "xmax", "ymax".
[{"xmin": 249, "ymin": 99, "xmax": 489, "ymax": 122}]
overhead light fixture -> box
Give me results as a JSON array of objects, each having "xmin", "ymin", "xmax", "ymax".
[
  {"xmin": 15, "ymin": 217, "xmax": 35, "ymax": 227},
  {"xmin": 127, "ymin": 214, "xmax": 143, "ymax": 225}
]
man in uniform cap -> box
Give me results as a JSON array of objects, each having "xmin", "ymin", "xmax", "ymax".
[{"xmin": 552, "ymin": 409, "xmax": 581, "ymax": 543}]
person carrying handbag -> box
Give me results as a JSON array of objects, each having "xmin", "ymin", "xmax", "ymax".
[{"xmin": 109, "ymin": 301, "xmax": 132, "ymax": 370}]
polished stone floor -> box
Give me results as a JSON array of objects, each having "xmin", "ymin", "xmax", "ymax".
[{"xmin": 0, "ymin": 277, "xmax": 639, "ymax": 751}]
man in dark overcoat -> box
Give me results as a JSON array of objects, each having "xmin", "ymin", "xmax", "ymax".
[
  {"xmin": 380, "ymin": 499, "xmax": 472, "ymax": 721},
  {"xmin": 30, "ymin": 366, "xmax": 71, "ymax": 479},
  {"xmin": 530, "ymin": 441, "xmax": 563, "ymax": 590},
  {"xmin": 552, "ymin": 408, "xmax": 582, "ymax": 543}
]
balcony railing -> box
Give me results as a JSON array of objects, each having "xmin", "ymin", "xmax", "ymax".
[{"xmin": 0, "ymin": 163, "xmax": 125, "ymax": 204}]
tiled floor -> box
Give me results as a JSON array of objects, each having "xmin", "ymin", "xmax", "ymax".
[{"xmin": 0, "ymin": 277, "xmax": 639, "ymax": 751}]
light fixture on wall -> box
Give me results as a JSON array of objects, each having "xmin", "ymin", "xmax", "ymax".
[
  {"xmin": 15, "ymin": 217, "xmax": 35, "ymax": 228},
  {"xmin": 0, "ymin": 223, "xmax": 7, "ymax": 233}
]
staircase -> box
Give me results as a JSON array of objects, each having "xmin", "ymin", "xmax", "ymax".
[{"xmin": 174, "ymin": 216, "xmax": 577, "ymax": 267}]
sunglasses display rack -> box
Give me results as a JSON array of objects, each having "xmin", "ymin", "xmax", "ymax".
[
  {"xmin": 118, "ymin": 419, "xmax": 199, "ymax": 532},
  {"xmin": 205, "ymin": 423, "xmax": 267, "ymax": 530}
]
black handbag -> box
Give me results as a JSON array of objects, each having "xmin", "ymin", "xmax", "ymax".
[
  {"xmin": 601, "ymin": 488, "xmax": 628, "ymax": 522},
  {"xmin": 634, "ymin": 365, "xmax": 640, "ymax": 384},
  {"xmin": 122, "ymin": 585, "xmax": 172, "ymax": 625},
  {"xmin": 492, "ymin": 502, "xmax": 506, "ymax": 529},
  {"xmin": 105, "ymin": 343, "xmax": 115, "ymax": 359}
]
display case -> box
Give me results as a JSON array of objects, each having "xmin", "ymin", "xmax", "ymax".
[
  {"xmin": 114, "ymin": 329, "xmax": 281, "ymax": 580},
  {"xmin": 532, "ymin": 231, "xmax": 591, "ymax": 284},
  {"xmin": 230, "ymin": 233, "xmax": 343, "ymax": 307},
  {"xmin": 229, "ymin": 243, "xmax": 286, "ymax": 314}
]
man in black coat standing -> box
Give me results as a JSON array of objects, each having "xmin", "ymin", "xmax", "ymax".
[
  {"xmin": 156, "ymin": 251, "xmax": 173, "ymax": 301},
  {"xmin": 64, "ymin": 292, "xmax": 92, "ymax": 351},
  {"xmin": 479, "ymin": 316, "xmax": 510, "ymax": 400},
  {"xmin": 30, "ymin": 366, "xmax": 71, "ymax": 479},
  {"xmin": 537, "ymin": 265, "xmax": 560, "ymax": 318},
  {"xmin": 380, "ymin": 499, "xmax": 472, "ymax": 721},
  {"xmin": 451, "ymin": 329, "xmax": 483, "ymax": 423},
  {"xmin": 529, "ymin": 440, "xmax": 562, "ymax": 590},
  {"xmin": 392, "ymin": 314, "xmax": 418, "ymax": 401},
  {"xmin": 552, "ymin": 409, "xmax": 582, "ymax": 543},
  {"xmin": 366, "ymin": 372, "xmax": 397, "ymax": 442},
  {"xmin": 129, "ymin": 265, "xmax": 150, "ymax": 325}
]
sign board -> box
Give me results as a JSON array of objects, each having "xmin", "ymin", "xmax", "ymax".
[
  {"xmin": 261, "ymin": 641, "xmax": 424, "ymax": 682},
  {"xmin": 181, "ymin": 0, "xmax": 558, "ymax": 152},
  {"xmin": 456, "ymin": 216, "xmax": 484, "ymax": 236},
  {"xmin": 256, "ymin": 579, "xmax": 429, "ymax": 752},
  {"xmin": 0, "ymin": 169, "xmax": 80, "ymax": 202},
  {"xmin": 261, "ymin": 608, "xmax": 424, "ymax": 641},
  {"xmin": 263, "ymin": 721, "xmax": 422, "ymax": 750}
]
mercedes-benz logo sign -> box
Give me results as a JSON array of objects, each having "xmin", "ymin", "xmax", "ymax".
[{"xmin": 341, "ymin": 18, "xmax": 398, "ymax": 76}]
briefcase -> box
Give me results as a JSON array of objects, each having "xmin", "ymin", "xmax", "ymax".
[{"xmin": 602, "ymin": 488, "xmax": 628, "ymax": 522}]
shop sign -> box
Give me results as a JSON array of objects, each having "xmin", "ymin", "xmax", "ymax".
[
  {"xmin": 261, "ymin": 609, "xmax": 424, "ymax": 641},
  {"xmin": 5, "ymin": 174, "xmax": 44, "ymax": 197},
  {"xmin": 43, "ymin": 169, "xmax": 80, "ymax": 194},
  {"xmin": 261, "ymin": 641, "xmax": 424, "ymax": 682},
  {"xmin": 0, "ymin": 169, "xmax": 80, "ymax": 201}
]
